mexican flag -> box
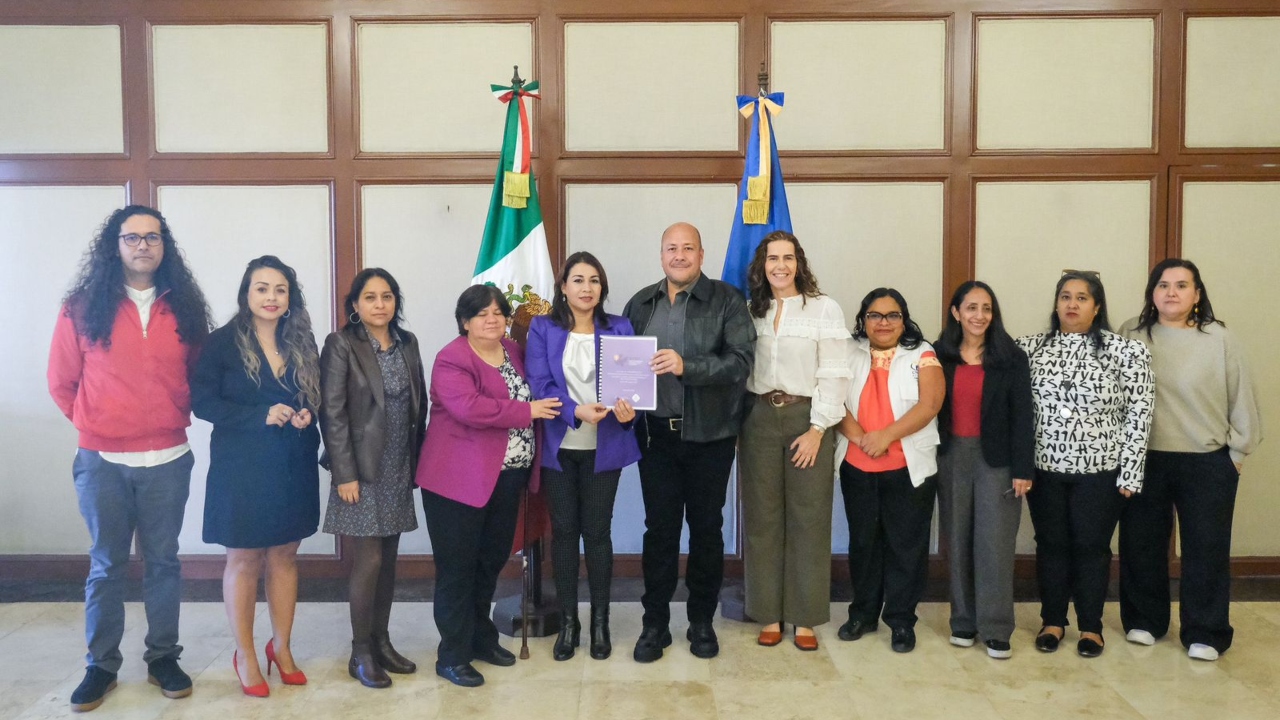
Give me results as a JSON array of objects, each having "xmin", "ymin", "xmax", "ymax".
[{"xmin": 474, "ymin": 78, "xmax": 555, "ymax": 320}]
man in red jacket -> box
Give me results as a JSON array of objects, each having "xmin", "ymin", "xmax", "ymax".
[{"xmin": 47, "ymin": 205, "xmax": 212, "ymax": 713}]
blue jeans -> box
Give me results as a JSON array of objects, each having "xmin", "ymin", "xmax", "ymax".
[{"xmin": 73, "ymin": 449, "xmax": 193, "ymax": 672}]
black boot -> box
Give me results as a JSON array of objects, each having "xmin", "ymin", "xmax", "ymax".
[
  {"xmin": 371, "ymin": 632, "xmax": 417, "ymax": 674},
  {"xmin": 553, "ymin": 612, "xmax": 581, "ymax": 661},
  {"xmin": 349, "ymin": 641, "xmax": 392, "ymax": 689},
  {"xmin": 589, "ymin": 604, "xmax": 612, "ymax": 660}
]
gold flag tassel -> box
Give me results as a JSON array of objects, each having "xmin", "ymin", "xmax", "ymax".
[{"xmin": 503, "ymin": 170, "xmax": 530, "ymax": 209}]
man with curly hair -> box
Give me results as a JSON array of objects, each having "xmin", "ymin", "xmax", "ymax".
[{"xmin": 47, "ymin": 205, "xmax": 212, "ymax": 712}]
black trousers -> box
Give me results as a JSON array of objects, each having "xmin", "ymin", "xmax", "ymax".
[
  {"xmin": 637, "ymin": 418, "xmax": 737, "ymax": 628},
  {"xmin": 542, "ymin": 449, "xmax": 622, "ymax": 609},
  {"xmin": 421, "ymin": 468, "xmax": 527, "ymax": 666},
  {"xmin": 840, "ymin": 462, "xmax": 937, "ymax": 630},
  {"xmin": 1119, "ymin": 449, "xmax": 1239, "ymax": 652},
  {"xmin": 1026, "ymin": 468, "xmax": 1123, "ymax": 634}
]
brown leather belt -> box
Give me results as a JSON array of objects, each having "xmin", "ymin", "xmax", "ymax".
[{"xmin": 759, "ymin": 391, "xmax": 808, "ymax": 408}]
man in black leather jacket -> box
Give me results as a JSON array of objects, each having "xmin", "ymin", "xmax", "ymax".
[{"xmin": 622, "ymin": 221, "xmax": 755, "ymax": 663}]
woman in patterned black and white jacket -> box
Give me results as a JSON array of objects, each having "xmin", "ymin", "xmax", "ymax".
[{"xmin": 1015, "ymin": 271, "xmax": 1153, "ymax": 659}]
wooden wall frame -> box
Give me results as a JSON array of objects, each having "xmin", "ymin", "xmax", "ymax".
[{"xmin": 4, "ymin": 0, "xmax": 1280, "ymax": 583}]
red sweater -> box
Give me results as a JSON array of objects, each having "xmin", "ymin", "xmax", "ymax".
[{"xmin": 47, "ymin": 296, "xmax": 196, "ymax": 452}]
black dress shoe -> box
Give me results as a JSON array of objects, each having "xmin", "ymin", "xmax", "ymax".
[
  {"xmin": 589, "ymin": 604, "xmax": 612, "ymax": 660},
  {"xmin": 687, "ymin": 621, "xmax": 719, "ymax": 659},
  {"xmin": 371, "ymin": 633, "xmax": 417, "ymax": 674},
  {"xmin": 473, "ymin": 644, "xmax": 517, "ymax": 667},
  {"xmin": 553, "ymin": 612, "xmax": 581, "ymax": 661},
  {"xmin": 837, "ymin": 618, "xmax": 879, "ymax": 642},
  {"xmin": 70, "ymin": 666, "xmax": 117, "ymax": 712},
  {"xmin": 890, "ymin": 627, "xmax": 916, "ymax": 653},
  {"xmin": 1035, "ymin": 627, "xmax": 1062, "ymax": 653},
  {"xmin": 1077, "ymin": 637, "xmax": 1105, "ymax": 658},
  {"xmin": 633, "ymin": 625, "xmax": 672, "ymax": 663},
  {"xmin": 435, "ymin": 662, "xmax": 484, "ymax": 688}
]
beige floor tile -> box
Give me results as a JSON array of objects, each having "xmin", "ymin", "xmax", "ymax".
[
  {"xmin": 980, "ymin": 674, "xmax": 1145, "ymax": 720},
  {"xmin": 437, "ymin": 679, "xmax": 581, "ymax": 720},
  {"xmin": 707, "ymin": 630, "xmax": 843, "ymax": 682},
  {"xmin": 0, "ymin": 681, "xmax": 48, "ymax": 720},
  {"xmin": 1110, "ymin": 678, "xmax": 1280, "ymax": 720},
  {"xmin": 712, "ymin": 679, "xmax": 860, "ymax": 720},
  {"xmin": 851, "ymin": 676, "xmax": 1002, "ymax": 720},
  {"xmin": 578, "ymin": 681, "xmax": 715, "ymax": 720}
]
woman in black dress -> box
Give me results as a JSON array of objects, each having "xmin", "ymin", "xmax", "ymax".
[
  {"xmin": 320, "ymin": 268, "xmax": 426, "ymax": 688},
  {"xmin": 192, "ymin": 256, "xmax": 321, "ymax": 697}
]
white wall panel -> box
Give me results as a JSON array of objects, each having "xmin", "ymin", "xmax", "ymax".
[
  {"xmin": 360, "ymin": 183, "xmax": 497, "ymax": 553},
  {"xmin": 0, "ymin": 26, "xmax": 124, "ymax": 154},
  {"xmin": 564, "ymin": 22, "xmax": 739, "ymax": 151},
  {"xmin": 977, "ymin": 18, "xmax": 1154, "ymax": 149},
  {"xmin": 358, "ymin": 23, "xmax": 534, "ymax": 153},
  {"xmin": 0, "ymin": 186, "xmax": 128, "ymax": 553},
  {"xmin": 771, "ymin": 21, "xmax": 946, "ymax": 150},
  {"xmin": 1185, "ymin": 17, "xmax": 1280, "ymax": 148},
  {"xmin": 1182, "ymin": 182, "xmax": 1280, "ymax": 555},
  {"xmin": 158, "ymin": 185, "xmax": 335, "ymax": 554},
  {"xmin": 153, "ymin": 24, "xmax": 329, "ymax": 153}
]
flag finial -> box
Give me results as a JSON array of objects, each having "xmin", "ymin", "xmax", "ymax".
[
  {"xmin": 511, "ymin": 65, "xmax": 524, "ymax": 90},
  {"xmin": 757, "ymin": 62, "xmax": 769, "ymax": 96}
]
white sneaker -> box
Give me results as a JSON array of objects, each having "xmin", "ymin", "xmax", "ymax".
[
  {"xmin": 1125, "ymin": 629, "xmax": 1156, "ymax": 646},
  {"xmin": 950, "ymin": 633, "xmax": 976, "ymax": 648},
  {"xmin": 1188, "ymin": 643, "xmax": 1220, "ymax": 661}
]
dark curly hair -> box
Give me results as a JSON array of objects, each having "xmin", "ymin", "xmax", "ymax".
[
  {"xmin": 1133, "ymin": 258, "xmax": 1223, "ymax": 336},
  {"xmin": 230, "ymin": 256, "xmax": 321, "ymax": 409},
  {"xmin": 746, "ymin": 230, "xmax": 821, "ymax": 318},
  {"xmin": 62, "ymin": 205, "xmax": 212, "ymax": 348},
  {"xmin": 853, "ymin": 287, "xmax": 925, "ymax": 350}
]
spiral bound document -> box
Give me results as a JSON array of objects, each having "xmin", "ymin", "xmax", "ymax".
[{"xmin": 597, "ymin": 335, "xmax": 657, "ymax": 411}]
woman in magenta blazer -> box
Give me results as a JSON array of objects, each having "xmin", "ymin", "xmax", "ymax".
[
  {"xmin": 526, "ymin": 252, "xmax": 641, "ymax": 662},
  {"xmin": 415, "ymin": 284, "xmax": 561, "ymax": 688}
]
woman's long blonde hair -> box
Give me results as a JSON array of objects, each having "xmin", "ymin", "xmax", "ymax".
[{"xmin": 232, "ymin": 256, "xmax": 321, "ymax": 409}]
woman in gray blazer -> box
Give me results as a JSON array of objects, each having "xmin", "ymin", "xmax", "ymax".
[{"xmin": 320, "ymin": 268, "xmax": 427, "ymax": 689}]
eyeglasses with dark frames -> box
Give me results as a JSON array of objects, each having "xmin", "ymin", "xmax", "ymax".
[{"xmin": 119, "ymin": 233, "xmax": 163, "ymax": 248}]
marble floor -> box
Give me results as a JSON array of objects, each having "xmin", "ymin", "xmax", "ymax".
[{"xmin": 3, "ymin": 600, "xmax": 1280, "ymax": 720}]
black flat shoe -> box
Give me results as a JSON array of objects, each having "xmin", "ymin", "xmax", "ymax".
[
  {"xmin": 349, "ymin": 642, "xmax": 392, "ymax": 689},
  {"xmin": 1077, "ymin": 637, "xmax": 1105, "ymax": 658},
  {"xmin": 837, "ymin": 618, "xmax": 879, "ymax": 642},
  {"xmin": 633, "ymin": 625, "xmax": 672, "ymax": 663},
  {"xmin": 472, "ymin": 644, "xmax": 516, "ymax": 667},
  {"xmin": 371, "ymin": 633, "xmax": 417, "ymax": 674},
  {"xmin": 890, "ymin": 627, "xmax": 916, "ymax": 653},
  {"xmin": 435, "ymin": 662, "xmax": 484, "ymax": 688},
  {"xmin": 1035, "ymin": 627, "xmax": 1062, "ymax": 653}
]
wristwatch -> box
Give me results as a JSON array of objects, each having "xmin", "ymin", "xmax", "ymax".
[{"xmin": 811, "ymin": 424, "xmax": 825, "ymax": 435}]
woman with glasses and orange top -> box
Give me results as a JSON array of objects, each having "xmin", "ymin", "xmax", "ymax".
[
  {"xmin": 1016, "ymin": 270, "xmax": 1153, "ymax": 658},
  {"xmin": 836, "ymin": 288, "xmax": 943, "ymax": 654}
]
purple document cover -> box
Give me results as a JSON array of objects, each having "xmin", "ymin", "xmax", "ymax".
[{"xmin": 598, "ymin": 335, "xmax": 658, "ymax": 411}]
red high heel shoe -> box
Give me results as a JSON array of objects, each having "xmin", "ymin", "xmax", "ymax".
[
  {"xmin": 265, "ymin": 639, "xmax": 308, "ymax": 686},
  {"xmin": 233, "ymin": 650, "xmax": 269, "ymax": 698}
]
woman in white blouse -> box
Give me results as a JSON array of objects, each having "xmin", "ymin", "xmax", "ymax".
[
  {"xmin": 741, "ymin": 231, "xmax": 852, "ymax": 651},
  {"xmin": 1016, "ymin": 271, "xmax": 1153, "ymax": 658}
]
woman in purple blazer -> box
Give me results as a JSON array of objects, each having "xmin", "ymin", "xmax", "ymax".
[
  {"xmin": 526, "ymin": 252, "xmax": 641, "ymax": 662},
  {"xmin": 415, "ymin": 284, "xmax": 561, "ymax": 688}
]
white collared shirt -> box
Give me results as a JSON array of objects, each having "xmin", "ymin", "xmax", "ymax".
[{"xmin": 746, "ymin": 293, "xmax": 853, "ymax": 429}]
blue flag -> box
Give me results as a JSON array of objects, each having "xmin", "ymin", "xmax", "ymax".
[{"xmin": 721, "ymin": 92, "xmax": 792, "ymax": 295}]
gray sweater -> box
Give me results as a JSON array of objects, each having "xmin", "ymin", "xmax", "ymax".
[{"xmin": 1118, "ymin": 318, "xmax": 1262, "ymax": 464}]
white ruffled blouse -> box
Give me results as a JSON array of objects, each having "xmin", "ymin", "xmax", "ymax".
[{"xmin": 747, "ymin": 293, "xmax": 854, "ymax": 429}]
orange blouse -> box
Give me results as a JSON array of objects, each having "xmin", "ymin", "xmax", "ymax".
[{"xmin": 845, "ymin": 347, "xmax": 939, "ymax": 472}]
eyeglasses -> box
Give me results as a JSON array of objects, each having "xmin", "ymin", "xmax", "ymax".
[
  {"xmin": 865, "ymin": 312, "xmax": 903, "ymax": 324},
  {"xmin": 119, "ymin": 233, "xmax": 163, "ymax": 247},
  {"xmin": 1061, "ymin": 269, "xmax": 1101, "ymax": 279}
]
